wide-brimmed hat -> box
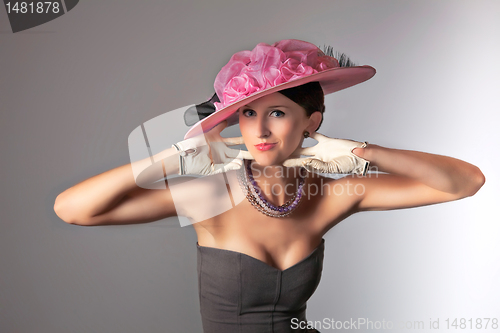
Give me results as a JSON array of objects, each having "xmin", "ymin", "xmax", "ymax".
[{"xmin": 184, "ymin": 39, "xmax": 376, "ymax": 139}]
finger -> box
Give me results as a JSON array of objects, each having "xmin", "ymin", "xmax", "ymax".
[
  {"xmin": 220, "ymin": 136, "xmax": 245, "ymax": 145},
  {"xmin": 236, "ymin": 150, "xmax": 255, "ymax": 160},
  {"xmin": 223, "ymin": 159, "xmax": 244, "ymax": 172},
  {"xmin": 209, "ymin": 120, "xmax": 228, "ymax": 135},
  {"xmin": 282, "ymin": 157, "xmax": 308, "ymax": 168},
  {"xmin": 210, "ymin": 165, "xmax": 225, "ymax": 175},
  {"xmin": 302, "ymin": 158, "xmax": 338, "ymax": 174},
  {"xmin": 309, "ymin": 132, "xmax": 327, "ymax": 142},
  {"xmin": 212, "ymin": 160, "xmax": 243, "ymax": 174},
  {"xmin": 222, "ymin": 146, "xmax": 254, "ymax": 160}
]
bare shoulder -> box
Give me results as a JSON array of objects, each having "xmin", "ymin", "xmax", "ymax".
[
  {"xmin": 168, "ymin": 170, "xmax": 245, "ymax": 224},
  {"xmin": 189, "ymin": 169, "xmax": 248, "ymax": 243},
  {"xmin": 304, "ymin": 173, "xmax": 369, "ymax": 232}
]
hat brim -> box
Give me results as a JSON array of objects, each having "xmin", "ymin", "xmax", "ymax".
[{"xmin": 184, "ymin": 65, "xmax": 376, "ymax": 139}]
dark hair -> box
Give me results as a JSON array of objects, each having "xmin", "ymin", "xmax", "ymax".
[
  {"xmin": 183, "ymin": 84, "xmax": 326, "ymax": 129},
  {"xmin": 277, "ymin": 81, "xmax": 325, "ymax": 132}
]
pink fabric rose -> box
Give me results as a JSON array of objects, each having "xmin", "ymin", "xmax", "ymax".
[
  {"xmin": 214, "ymin": 73, "xmax": 259, "ymax": 109},
  {"xmin": 279, "ymin": 58, "xmax": 317, "ymax": 82},
  {"xmin": 213, "ymin": 40, "xmax": 339, "ymax": 110}
]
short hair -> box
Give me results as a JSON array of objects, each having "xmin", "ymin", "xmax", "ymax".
[{"xmin": 277, "ymin": 81, "xmax": 325, "ymax": 132}]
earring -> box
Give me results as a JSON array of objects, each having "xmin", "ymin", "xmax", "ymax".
[{"xmin": 303, "ymin": 131, "xmax": 310, "ymax": 138}]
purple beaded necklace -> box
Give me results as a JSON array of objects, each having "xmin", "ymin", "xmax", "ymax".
[{"xmin": 237, "ymin": 159, "xmax": 306, "ymax": 218}]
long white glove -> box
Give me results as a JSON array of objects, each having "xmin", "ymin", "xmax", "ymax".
[
  {"xmin": 283, "ymin": 132, "xmax": 370, "ymax": 175},
  {"xmin": 172, "ymin": 121, "xmax": 254, "ymax": 176}
]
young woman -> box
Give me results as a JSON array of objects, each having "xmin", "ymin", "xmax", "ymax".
[{"xmin": 54, "ymin": 39, "xmax": 485, "ymax": 333}]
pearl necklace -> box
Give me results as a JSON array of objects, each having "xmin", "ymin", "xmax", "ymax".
[{"xmin": 237, "ymin": 160, "xmax": 306, "ymax": 218}]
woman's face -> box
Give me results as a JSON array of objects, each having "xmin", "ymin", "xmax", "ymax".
[{"xmin": 238, "ymin": 92, "xmax": 319, "ymax": 166}]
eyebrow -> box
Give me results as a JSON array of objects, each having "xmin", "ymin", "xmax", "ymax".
[{"xmin": 242, "ymin": 105, "xmax": 290, "ymax": 109}]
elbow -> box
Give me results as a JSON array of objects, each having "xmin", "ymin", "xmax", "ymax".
[
  {"xmin": 54, "ymin": 194, "xmax": 68, "ymax": 221},
  {"xmin": 54, "ymin": 194, "xmax": 89, "ymax": 226},
  {"xmin": 474, "ymin": 169, "xmax": 486, "ymax": 194},
  {"xmin": 54, "ymin": 194, "xmax": 76, "ymax": 224},
  {"xmin": 464, "ymin": 167, "xmax": 486, "ymax": 197}
]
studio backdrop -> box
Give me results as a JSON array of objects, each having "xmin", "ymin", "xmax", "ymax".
[{"xmin": 1, "ymin": 1, "xmax": 499, "ymax": 332}]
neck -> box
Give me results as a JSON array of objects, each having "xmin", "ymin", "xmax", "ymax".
[{"xmin": 247, "ymin": 160, "xmax": 306, "ymax": 206}]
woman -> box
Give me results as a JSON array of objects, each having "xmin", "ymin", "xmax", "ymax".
[{"xmin": 54, "ymin": 39, "xmax": 485, "ymax": 333}]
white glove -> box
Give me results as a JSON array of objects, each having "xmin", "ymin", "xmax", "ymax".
[
  {"xmin": 173, "ymin": 121, "xmax": 254, "ymax": 176},
  {"xmin": 283, "ymin": 132, "xmax": 370, "ymax": 175}
]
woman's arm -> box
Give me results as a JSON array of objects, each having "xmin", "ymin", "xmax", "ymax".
[
  {"xmin": 341, "ymin": 144, "xmax": 485, "ymax": 211},
  {"xmin": 55, "ymin": 120, "xmax": 250, "ymax": 226},
  {"xmin": 54, "ymin": 147, "xmax": 182, "ymax": 225}
]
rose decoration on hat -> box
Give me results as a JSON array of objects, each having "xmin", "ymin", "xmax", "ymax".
[{"xmin": 213, "ymin": 41, "xmax": 339, "ymax": 111}]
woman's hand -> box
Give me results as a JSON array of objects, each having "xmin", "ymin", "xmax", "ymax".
[
  {"xmin": 173, "ymin": 121, "xmax": 254, "ymax": 176},
  {"xmin": 283, "ymin": 132, "xmax": 370, "ymax": 175}
]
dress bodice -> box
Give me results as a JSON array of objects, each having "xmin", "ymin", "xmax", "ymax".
[{"xmin": 197, "ymin": 239, "xmax": 325, "ymax": 333}]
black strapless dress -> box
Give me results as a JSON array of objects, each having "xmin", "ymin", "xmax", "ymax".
[{"xmin": 197, "ymin": 239, "xmax": 325, "ymax": 333}]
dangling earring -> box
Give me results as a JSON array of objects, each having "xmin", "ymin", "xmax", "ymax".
[{"xmin": 303, "ymin": 131, "xmax": 309, "ymax": 138}]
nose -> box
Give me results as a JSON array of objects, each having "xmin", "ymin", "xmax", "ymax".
[{"xmin": 255, "ymin": 116, "xmax": 271, "ymax": 138}]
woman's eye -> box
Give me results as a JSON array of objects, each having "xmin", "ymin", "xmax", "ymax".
[
  {"xmin": 243, "ymin": 109, "xmax": 255, "ymax": 117},
  {"xmin": 270, "ymin": 110, "xmax": 285, "ymax": 117}
]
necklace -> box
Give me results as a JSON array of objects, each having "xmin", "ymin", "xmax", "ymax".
[{"xmin": 237, "ymin": 160, "xmax": 306, "ymax": 218}]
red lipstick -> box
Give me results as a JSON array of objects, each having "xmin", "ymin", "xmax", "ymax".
[{"xmin": 254, "ymin": 143, "xmax": 277, "ymax": 151}]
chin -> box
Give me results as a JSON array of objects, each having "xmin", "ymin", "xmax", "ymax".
[
  {"xmin": 253, "ymin": 160, "xmax": 279, "ymax": 167},
  {"xmin": 251, "ymin": 153, "xmax": 287, "ymax": 167}
]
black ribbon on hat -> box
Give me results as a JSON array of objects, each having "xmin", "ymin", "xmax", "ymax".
[{"xmin": 183, "ymin": 93, "xmax": 220, "ymax": 126}]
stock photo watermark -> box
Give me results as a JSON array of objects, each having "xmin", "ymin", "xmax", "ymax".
[
  {"xmin": 164, "ymin": 163, "xmax": 380, "ymax": 225},
  {"xmin": 248, "ymin": 163, "xmax": 380, "ymax": 201},
  {"xmin": 291, "ymin": 317, "xmax": 499, "ymax": 331},
  {"xmin": 3, "ymin": 0, "xmax": 80, "ymax": 32}
]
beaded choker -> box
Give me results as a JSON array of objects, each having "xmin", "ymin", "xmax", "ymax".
[{"xmin": 237, "ymin": 160, "xmax": 306, "ymax": 218}]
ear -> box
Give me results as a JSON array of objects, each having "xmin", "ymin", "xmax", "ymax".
[{"xmin": 306, "ymin": 111, "xmax": 323, "ymax": 133}]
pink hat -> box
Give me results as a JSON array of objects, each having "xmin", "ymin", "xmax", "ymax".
[{"xmin": 184, "ymin": 39, "xmax": 375, "ymax": 139}]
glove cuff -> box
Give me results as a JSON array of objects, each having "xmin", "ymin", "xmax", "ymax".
[
  {"xmin": 172, "ymin": 143, "xmax": 186, "ymax": 175},
  {"xmin": 359, "ymin": 141, "xmax": 369, "ymax": 176}
]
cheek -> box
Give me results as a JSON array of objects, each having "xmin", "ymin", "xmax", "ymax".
[
  {"xmin": 238, "ymin": 119, "xmax": 249, "ymax": 137},
  {"xmin": 275, "ymin": 121, "xmax": 302, "ymax": 148},
  {"xmin": 238, "ymin": 119, "xmax": 252, "ymax": 148}
]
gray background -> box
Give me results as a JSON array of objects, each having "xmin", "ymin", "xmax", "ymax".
[{"xmin": 1, "ymin": 0, "xmax": 499, "ymax": 332}]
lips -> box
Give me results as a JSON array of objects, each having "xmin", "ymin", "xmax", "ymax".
[{"xmin": 254, "ymin": 143, "xmax": 277, "ymax": 151}]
